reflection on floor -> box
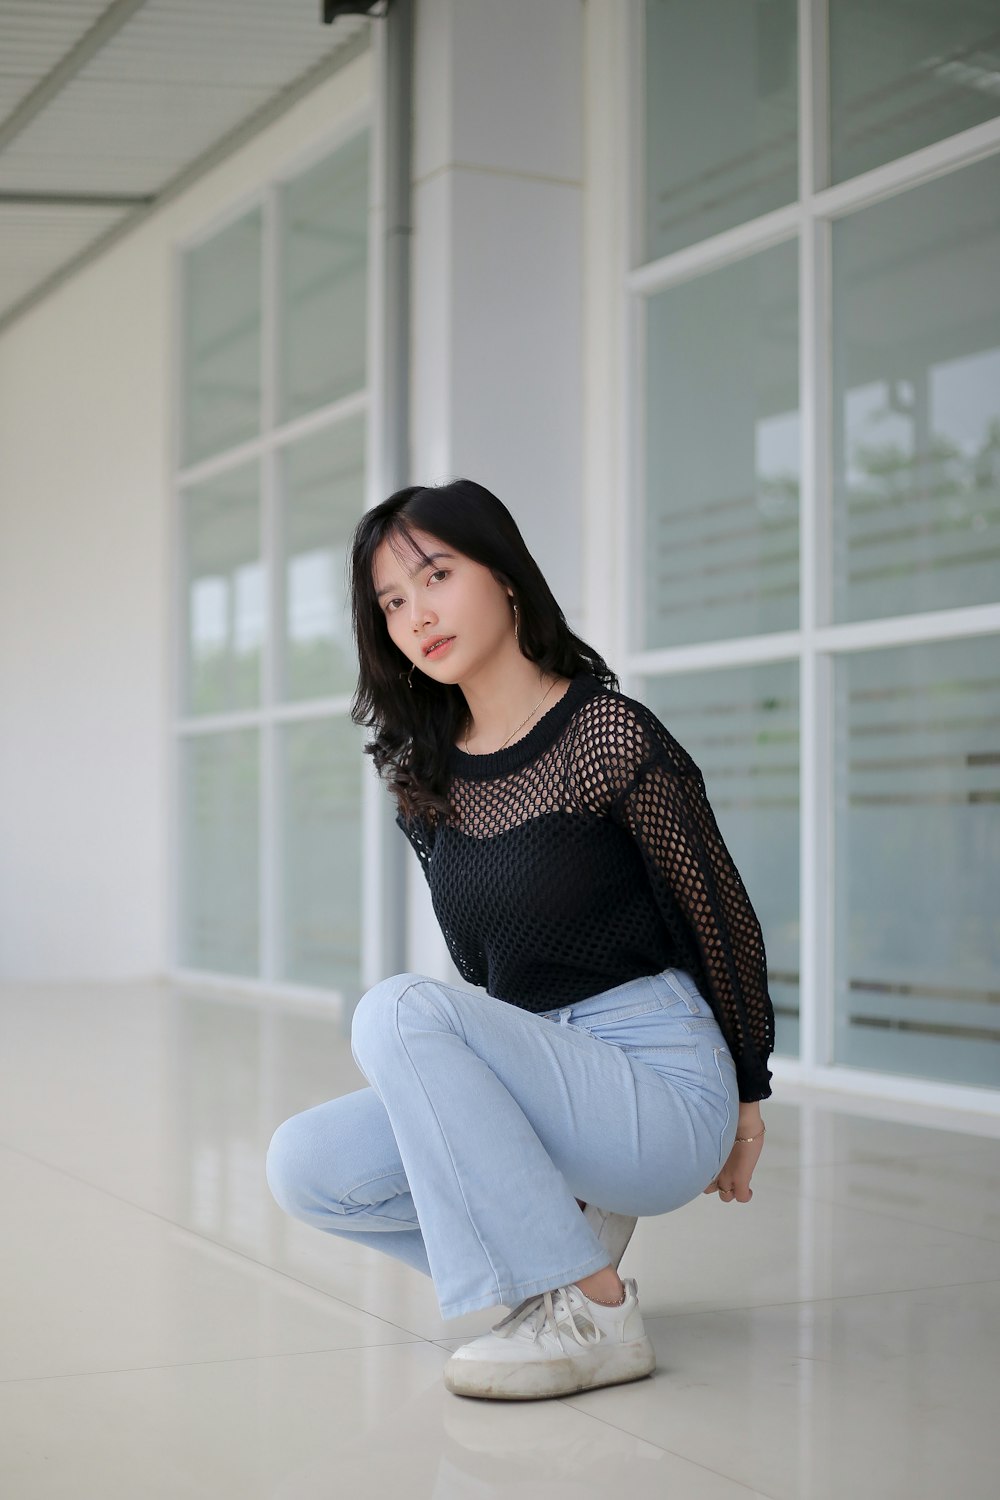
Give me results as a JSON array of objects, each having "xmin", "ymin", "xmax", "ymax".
[{"xmin": 1, "ymin": 979, "xmax": 998, "ymax": 1499}]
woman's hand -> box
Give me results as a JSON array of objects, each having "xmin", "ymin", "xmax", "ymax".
[{"xmin": 704, "ymin": 1111, "xmax": 765, "ymax": 1204}]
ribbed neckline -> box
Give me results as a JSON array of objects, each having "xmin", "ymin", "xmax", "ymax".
[{"xmin": 448, "ymin": 671, "xmax": 604, "ymax": 780}]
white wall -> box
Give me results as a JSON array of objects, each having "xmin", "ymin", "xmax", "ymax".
[{"xmin": 0, "ymin": 53, "xmax": 373, "ymax": 982}]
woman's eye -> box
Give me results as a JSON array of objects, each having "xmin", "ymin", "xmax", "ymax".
[{"xmin": 384, "ymin": 571, "xmax": 448, "ymax": 614}]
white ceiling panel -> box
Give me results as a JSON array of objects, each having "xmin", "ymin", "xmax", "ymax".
[{"xmin": 0, "ymin": 0, "xmax": 372, "ymax": 332}]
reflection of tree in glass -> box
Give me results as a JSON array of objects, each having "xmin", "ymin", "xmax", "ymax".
[
  {"xmin": 850, "ymin": 420, "xmax": 999, "ymax": 533},
  {"xmin": 756, "ymin": 474, "xmax": 799, "ymax": 521},
  {"xmin": 190, "ymin": 648, "xmax": 261, "ymax": 715}
]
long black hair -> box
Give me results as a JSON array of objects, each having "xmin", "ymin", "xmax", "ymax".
[{"xmin": 348, "ymin": 478, "xmax": 618, "ymax": 827}]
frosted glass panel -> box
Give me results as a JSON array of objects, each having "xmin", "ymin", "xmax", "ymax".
[
  {"xmin": 181, "ymin": 463, "xmax": 263, "ymax": 715},
  {"xmin": 279, "ymin": 132, "xmax": 369, "ymax": 422},
  {"xmin": 643, "ymin": 0, "xmax": 797, "ymax": 261},
  {"xmin": 833, "ymin": 637, "xmax": 1000, "ymax": 1087},
  {"xmin": 278, "ymin": 717, "xmax": 365, "ymax": 995},
  {"xmin": 181, "ymin": 208, "xmax": 261, "ymax": 466},
  {"xmin": 279, "ymin": 417, "xmax": 364, "ymax": 702},
  {"xmin": 640, "ymin": 664, "xmax": 800, "ymax": 1057},
  {"xmin": 641, "ymin": 241, "xmax": 799, "ymax": 649},
  {"xmin": 179, "ymin": 730, "xmax": 260, "ymax": 976},
  {"xmin": 832, "ymin": 155, "xmax": 1000, "ymax": 625},
  {"xmin": 830, "ymin": 2, "xmax": 1000, "ymax": 186}
]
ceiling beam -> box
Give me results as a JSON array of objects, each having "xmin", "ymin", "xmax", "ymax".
[{"xmin": 0, "ymin": 192, "xmax": 154, "ymax": 209}]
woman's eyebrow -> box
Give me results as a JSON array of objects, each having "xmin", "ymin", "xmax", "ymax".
[{"xmin": 376, "ymin": 552, "xmax": 455, "ymax": 600}]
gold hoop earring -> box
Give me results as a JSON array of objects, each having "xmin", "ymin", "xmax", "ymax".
[{"xmin": 399, "ymin": 662, "xmax": 415, "ymax": 687}]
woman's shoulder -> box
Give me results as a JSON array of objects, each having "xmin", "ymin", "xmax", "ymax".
[{"xmin": 566, "ymin": 679, "xmax": 700, "ymax": 783}]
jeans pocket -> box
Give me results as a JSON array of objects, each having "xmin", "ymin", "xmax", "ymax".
[
  {"xmin": 574, "ymin": 995, "xmax": 666, "ymax": 1030},
  {"xmin": 624, "ymin": 1038, "xmax": 704, "ymax": 1071}
]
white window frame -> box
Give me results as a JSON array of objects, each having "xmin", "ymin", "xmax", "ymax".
[{"xmin": 599, "ymin": 0, "xmax": 1000, "ymax": 1117}]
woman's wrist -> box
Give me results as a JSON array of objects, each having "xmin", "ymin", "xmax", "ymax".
[{"xmin": 735, "ymin": 1104, "xmax": 764, "ymax": 1143}]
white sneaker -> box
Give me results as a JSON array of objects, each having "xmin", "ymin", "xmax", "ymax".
[
  {"xmin": 581, "ymin": 1203, "xmax": 638, "ymax": 1270},
  {"xmin": 443, "ymin": 1277, "xmax": 655, "ymax": 1400}
]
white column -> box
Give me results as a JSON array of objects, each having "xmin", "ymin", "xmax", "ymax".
[{"xmin": 405, "ymin": 0, "xmax": 585, "ymax": 980}]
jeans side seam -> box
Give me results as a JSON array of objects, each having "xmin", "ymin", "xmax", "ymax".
[
  {"xmin": 392, "ymin": 986, "xmax": 505, "ymax": 1309},
  {"xmin": 713, "ymin": 1045, "xmax": 734, "ymax": 1169}
]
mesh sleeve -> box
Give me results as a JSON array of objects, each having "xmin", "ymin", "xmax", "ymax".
[
  {"xmin": 604, "ymin": 710, "xmax": 775, "ymax": 1102},
  {"xmin": 395, "ymin": 808, "xmax": 435, "ymax": 883}
]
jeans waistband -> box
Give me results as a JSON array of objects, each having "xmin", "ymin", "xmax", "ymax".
[{"xmin": 536, "ymin": 967, "xmax": 705, "ymax": 1026}]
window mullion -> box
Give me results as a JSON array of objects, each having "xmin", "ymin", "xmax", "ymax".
[{"xmin": 260, "ymin": 186, "xmax": 279, "ymax": 982}]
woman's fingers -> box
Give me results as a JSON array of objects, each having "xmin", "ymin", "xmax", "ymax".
[
  {"xmin": 704, "ymin": 1175, "xmax": 754, "ymax": 1202},
  {"xmin": 704, "ymin": 1134, "xmax": 765, "ymax": 1203}
]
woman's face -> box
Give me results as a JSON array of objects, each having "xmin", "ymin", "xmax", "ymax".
[{"xmin": 371, "ymin": 526, "xmax": 514, "ymax": 684}]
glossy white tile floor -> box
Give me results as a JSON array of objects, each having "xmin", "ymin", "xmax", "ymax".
[{"xmin": 2, "ymin": 980, "xmax": 999, "ymax": 1499}]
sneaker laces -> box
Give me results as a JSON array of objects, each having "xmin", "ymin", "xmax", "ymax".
[{"xmin": 491, "ymin": 1285, "xmax": 602, "ymax": 1348}]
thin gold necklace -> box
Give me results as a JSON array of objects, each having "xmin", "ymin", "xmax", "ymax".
[{"xmin": 464, "ymin": 677, "xmax": 558, "ymax": 754}]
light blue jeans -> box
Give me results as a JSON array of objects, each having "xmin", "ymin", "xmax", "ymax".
[{"xmin": 265, "ymin": 966, "xmax": 738, "ymax": 1319}]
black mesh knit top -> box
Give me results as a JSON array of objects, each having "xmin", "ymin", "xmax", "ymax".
[{"xmin": 394, "ymin": 669, "xmax": 774, "ymax": 1101}]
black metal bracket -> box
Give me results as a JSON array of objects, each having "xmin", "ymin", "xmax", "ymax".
[{"xmin": 322, "ymin": 1, "xmax": 389, "ymax": 22}]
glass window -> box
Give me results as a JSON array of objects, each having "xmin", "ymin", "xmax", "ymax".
[
  {"xmin": 181, "ymin": 208, "xmax": 262, "ymax": 466},
  {"xmin": 277, "ymin": 717, "xmax": 365, "ymax": 993},
  {"xmin": 830, "ymin": 1, "xmax": 1000, "ymax": 186},
  {"xmin": 833, "ymin": 636, "xmax": 1000, "ymax": 1087},
  {"xmin": 179, "ymin": 729, "xmax": 260, "ymax": 976},
  {"xmin": 176, "ymin": 131, "xmax": 371, "ymax": 996},
  {"xmin": 181, "ymin": 463, "xmax": 263, "ymax": 716},
  {"xmin": 643, "ymin": 0, "xmax": 798, "ymax": 261},
  {"xmin": 640, "ymin": 240, "xmax": 799, "ymax": 650},
  {"xmin": 640, "ymin": 663, "xmax": 800, "ymax": 1056},
  {"xmin": 279, "ymin": 132, "xmax": 369, "ymax": 422},
  {"xmin": 278, "ymin": 415, "xmax": 364, "ymax": 702},
  {"xmin": 832, "ymin": 154, "xmax": 1000, "ymax": 625}
]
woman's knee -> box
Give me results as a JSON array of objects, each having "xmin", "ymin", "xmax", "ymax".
[
  {"xmin": 350, "ymin": 971, "xmax": 425, "ymax": 1062},
  {"xmin": 265, "ymin": 1112, "xmax": 318, "ymax": 1217}
]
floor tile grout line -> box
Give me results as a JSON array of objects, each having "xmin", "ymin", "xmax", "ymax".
[
  {"xmin": 551, "ymin": 1398, "xmax": 785, "ymax": 1500},
  {"xmin": 0, "ymin": 1138, "xmax": 438, "ymax": 1348},
  {"xmin": 744, "ymin": 1170, "xmax": 1000, "ymax": 1246},
  {"xmin": 0, "ymin": 1337, "xmax": 446, "ymax": 1387},
  {"xmin": 634, "ymin": 1273, "xmax": 1000, "ymax": 1324},
  {"xmin": 782, "ymin": 1198, "xmax": 1000, "ymax": 1246}
]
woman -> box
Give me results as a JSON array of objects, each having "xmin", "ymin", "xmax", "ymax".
[{"xmin": 266, "ymin": 479, "xmax": 773, "ymax": 1401}]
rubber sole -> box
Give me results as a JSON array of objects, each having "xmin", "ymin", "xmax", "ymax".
[{"xmin": 443, "ymin": 1335, "xmax": 656, "ymax": 1400}]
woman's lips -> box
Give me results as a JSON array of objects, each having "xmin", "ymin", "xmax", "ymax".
[{"xmin": 424, "ymin": 636, "xmax": 455, "ymax": 659}]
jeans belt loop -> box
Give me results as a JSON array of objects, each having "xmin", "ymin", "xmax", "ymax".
[{"xmin": 558, "ymin": 1006, "xmax": 573, "ymax": 1027}]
